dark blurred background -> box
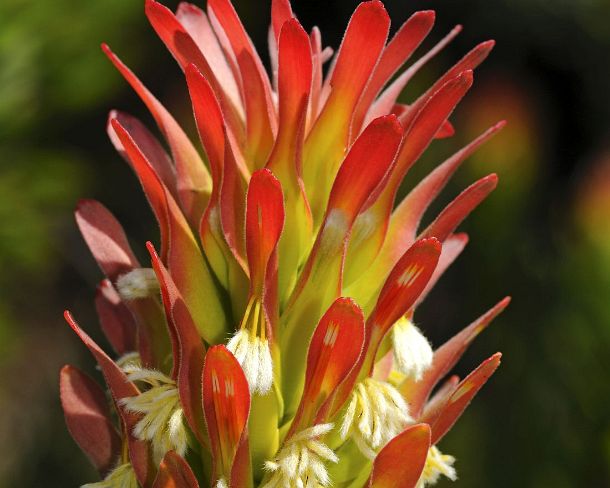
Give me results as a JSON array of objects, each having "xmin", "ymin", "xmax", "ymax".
[{"xmin": 1, "ymin": 0, "xmax": 609, "ymax": 486}]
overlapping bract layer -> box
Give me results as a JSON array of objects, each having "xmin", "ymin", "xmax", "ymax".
[{"xmin": 60, "ymin": 1, "xmax": 509, "ymax": 487}]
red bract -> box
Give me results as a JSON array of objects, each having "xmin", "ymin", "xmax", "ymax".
[{"xmin": 61, "ymin": 1, "xmax": 509, "ymax": 487}]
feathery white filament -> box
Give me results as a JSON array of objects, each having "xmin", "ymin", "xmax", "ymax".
[
  {"xmin": 215, "ymin": 478, "xmax": 228, "ymax": 488},
  {"xmin": 81, "ymin": 462, "xmax": 138, "ymax": 488},
  {"xmin": 262, "ymin": 424, "xmax": 338, "ymax": 488},
  {"xmin": 116, "ymin": 351, "xmax": 141, "ymax": 370},
  {"xmin": 392, "ymin": 317, "xmax": 433, "ymax": 381},
  {"xmin": 415, "ymin": 445, "xmax": 457, "ymax": 487},
  {"xmin": 116, "ymin": 268, "xmax": 159, "ymax": 301},
  {"xmin": 120, "ymin": 366, "xmax": 188, "ymax": 461},
  {"xmin": 340, "ymin": 378, "xmax": 412, "ymax": 458},
  {"xmin": 227, "ymin": 329, "xmax": 273, "ymax": 395}
]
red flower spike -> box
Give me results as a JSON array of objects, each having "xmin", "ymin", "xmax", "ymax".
[
  {"xmin": 102, "ymin": 43, "xmax": 211, "ymax": 225},
  {"xmin": 344, "ymin": 71, "xmax": 473, "ymax": 286},
  {"xmin": 289, "ymin": 298, "xmax": 365, "ymax": 435},
  {"xmin": 107, "ymin": 110, "xmax": 178, "ymax": 201},
  {"xmin": 404, "ymin": 297, "xmax": 511, "ymax": 417},
  {"xmin": 369, "ymin": 24, "xmax": 463, "ymax": 125},
  {"xmin": 420, "ymin": 173, "xmax": 499, "ymax": 242},
  {"xmin": 303, "ymin": 0, "xmax": 390, "ymax": 221},
  {"xmin": 176, "ymin": 2, "xmax": 243, "ymax": 118},
  {"xmin": 207, "ymin": 0, "xmax": 276, "ymax": 168},
  {"xmin": 75, "ymin": 199, "xmax": 140, "ymax": 282},
  {"xmin": 153, "ymin": 451, "xmax": 200, "ymax": 488},
  {"xmin": 112, "ymin": 117, "xmax": 228, "ymax": 345},
  {"xmin": 148, "ymin": 243, "xmax": 207, "ymax": 445},
  {"xmin": 424, "ymin": 353, "xmax": 502, "ymax": 444},
  {"xmin": 202, "ymin": 346, "xmax": 252, "ymax": 487},
  {"xmin": 351, "ymin": 10, "xmax": 436, "ymax": 138},
  {"xmin": 95, "ymin": 279, "xmax": 137, "ymax": 355},
  {"xmin": 245, "ymin": 169, "xmax": 285, "ymax": 297},
  {"xmin": 60, "ymin": 365, "xmax": 122, "ymax": 475},
  {"xmin": 64, "ymin": 311, "xmax": 151, "ymax": 486},
  {"xmin": 367, "ymin": 423, "xmax": 431, "ymax": 488},
  {"xmin": 392, "ymin": 121, "xmax": 506, "ymax": 246},
  {"xmin": 401, "ymin": 40, "xmax": 495, "ymax": 131}
]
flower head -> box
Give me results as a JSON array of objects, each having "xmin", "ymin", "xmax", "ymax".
[{"xmin": 60, "ymin": 0, "xmax": 509, "ymax": 486}]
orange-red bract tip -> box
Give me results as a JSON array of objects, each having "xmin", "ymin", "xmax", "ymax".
[
  {"xmin": 202, "ymin": 345, "xmax": 251, "ymax": 484},
  {"xmin": 153, "ymin": 450, "xmax": 200, "ymax": 488},
  {"xmin": 293, "ymin": 297, "xmax": 365, "ymax": 430},
  {"xmin": 246, "ymin": 169, "xmax": 285, "ymax": 291},
  {"xmin": 368, "ymin": 423, "xmax": 431, "ymax": 488},
  {"xmin": 428, "ymin": 353, "xmax": 502, "ymax": 444},
  {"xmin": 371, "ymin": 237, "xmax": 442, "ymax": 333}
]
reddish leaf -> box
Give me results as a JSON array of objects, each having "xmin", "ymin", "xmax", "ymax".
[
  {"xmin": 245, "ymin": 169, "xmax": 284, "ymax": 294},
  {"xmin": 368, "ymin": 423, "xmax": 431, "ymax": 488},
  {"xmin": 202, "ymin": 346, "xmax": 251, "ymax": 486},
  {"xmin": 75, "ymin": 199, "xmax": 140, "ymax": 282},
  {"xmin": 107, "ymin": 110, "xmax": 177, "ymax": 200},
  {"xmin": 271, "ymin": 0, "xmax": 294, "ymax": 44},
  {"xmin": 424, "ymin": 353, "xmax": 502, "ymax": 444},
  {"xmin": 208, "ymin": 0, "xmax": 276, "ymax": 168},
  {"xmin": 302, "ymin": 0, "xmax": 390, "ymax": 219},
  {"xmin": 404, "ymin": 297, "xmax": 510, "ymax": 417},
  {"xmin": 368, "ymin": 238, "xmax": 442, "ymax": 341},
  {"xmin": 352, "ymin": 10, "xmax": 435, "ymax": 136},
  {"xmin": 60, "ymin": 365, "xmax": 121, "ymax": 475},
  {"xmin": 64, "ymin": 311, "xmax": 151, "ymax": 486},
  {"xmin": 326, "ymin": 115, "xmax": 402, "ymax": 220},
  {"xmin": 267, "ymin": 18, "xmax": 311, "ymax": 178},
  {"xmin": 153, "ymin": 450, "xmax": 200, "ymax": 488},
  {"xmin": 401, "ymin": 40, "xmax": 495, "ymax": 131},
  {"xmin": 392, "ymin": 121, "xmax": 505, "ymax": 244},
  {"xmin": 95, "ymin": 279, "xmax": 137, "ymax": 355},
  {"xmin": 420, "ymin": 174, "xmax": 499, "ymax": 242},
  {"xmin": 111, "ymin": 117, "xmax": 227, "ymax": 344},
  {"xmin": 148, "ymin": 243, "xmax": 207, "ymax": 444},
  {"xmin": 369, "ymin": 24, "xmax": 463, "ymax": 124},
  {"xmin": 102, "ymin": 42, "xmax": 211, "ymax": 224},
  {"xmin": 290, "ymin": 298, "xmax": 365, "ymax": 434},
  {"xmin": 176, "ymin": 2, "xmax": 242, "ymax": 116},
  {"xmin": 379, "ymin": 71, "xmax": 474, "ymax": 211}
]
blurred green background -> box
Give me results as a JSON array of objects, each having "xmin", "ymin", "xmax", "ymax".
[{"xmin": 0, "ymin": 0, "xmax": 609, "ymax": 486}]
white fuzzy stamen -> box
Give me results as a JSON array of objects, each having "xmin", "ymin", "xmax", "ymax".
[
  {"xmin": 415, "ymin": 445, "xmax": 457, "ymax": 487},
  {"xmin": 215, "ymin": 478, "xmax": 228, "ymax": 488},
  {"xmin": 120, "ymin": 366, "xmax": 188, "ymax": 461},
  {"xmin": 262, "ymin": 423, "xmax": 338, "ymax": 488},
  {"xmin": 340, "ymin": 378, "xmax": 412, "ymax": 458},
  {"xmin": 81, "ymin": 462, "xmax": 138, "ymax": 488},
  {"xmin": 227, "ymin": 329, "xmax": 273, "ymax": 395},
  {"xmin": 392, "ymin": 317, "xmax": 433, "ymax": 381},
  {"xmin": 116, "ymin": 352, "xmax": 141, "ymax": 370},
  {"xmin": 116, "ymin": 268, "xmax": 159, "ymax": 301}
]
